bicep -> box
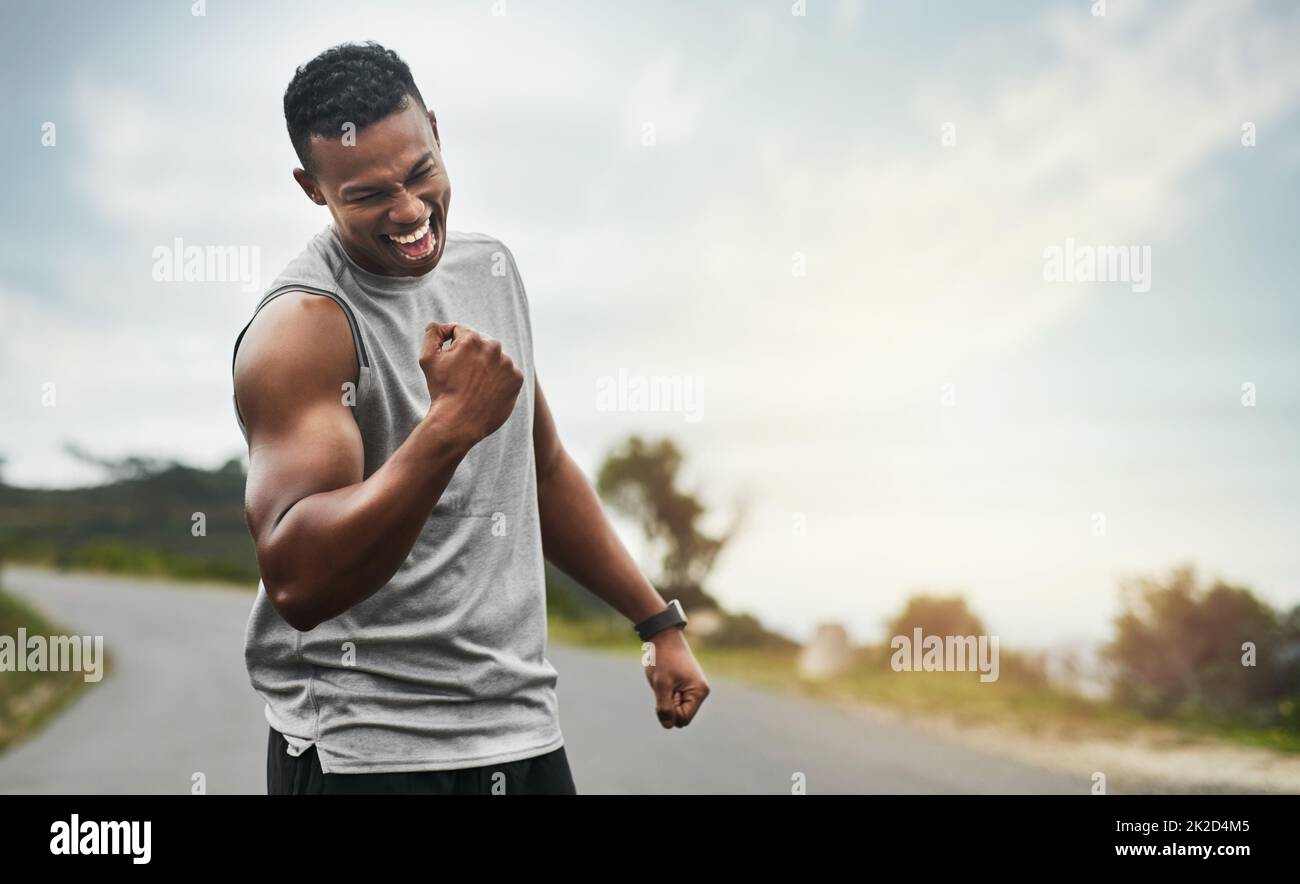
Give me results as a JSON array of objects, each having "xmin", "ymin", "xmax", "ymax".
[
  {"xmin": 244, "ymin": 402, "xmax": 364, "ymax": 541},
  {"xmin": 234, "ymin": 294, "xmax": 364, "ymax": 554}
]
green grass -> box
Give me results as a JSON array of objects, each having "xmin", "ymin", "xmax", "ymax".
[
  {"xmin": 0, "ymin": 581, "xmax": 114, "ymax": 755},
  {"xmin": 547, "ymin": 615, "xmax": 642, "ymax": 650},
  {"xmin": 3, "ymin": 539, "xmax": 256, "ymax": 586},
  {"xmin": 1164, "ymin": 708, "xmax": 1300, "ymax": 754}
]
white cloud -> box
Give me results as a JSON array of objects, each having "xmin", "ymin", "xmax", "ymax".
[{"xmin": 521, "ymin": 0, "xmax": 1300, "ymax": 442}]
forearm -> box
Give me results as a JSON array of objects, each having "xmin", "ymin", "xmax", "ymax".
[
  {"xmin": 537, "ymin": 450, "xmax": 666, "ymax": 626},
  {"xmin": 263, "ymin": 409, "xmax": 472, "ymax": 630}
]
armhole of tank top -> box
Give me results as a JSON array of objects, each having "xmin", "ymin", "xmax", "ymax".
[
  {"xmin": 501, "ymin": 244, "xmax": 536, "ymax": 376},
  {"xmin": 231, "ymin": 284, "xmax": 371, "ymax": 430}
]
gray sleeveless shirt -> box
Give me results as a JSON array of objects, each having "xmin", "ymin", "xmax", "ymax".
[{"xmin": 231, "ymin": 224, "xmax": 563, "ymax": 774}]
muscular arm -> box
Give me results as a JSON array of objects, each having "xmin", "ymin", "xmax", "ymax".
[
  {"xmin": 234, "ymin": 294, "xmax": 472, "ymax": 631},
  {"xmin": 532, "ymin": 378, "xmax": 666, "ymax": 625},
  {"xmin": 533, "ymin": 377, "xmax": 711, "ymax": 728}
]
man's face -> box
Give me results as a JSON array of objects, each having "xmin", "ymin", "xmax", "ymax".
[{"xmin": 294, "ymin": 99, "xmax": 451, "ymax": 277}]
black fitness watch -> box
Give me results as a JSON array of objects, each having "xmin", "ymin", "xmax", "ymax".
[{"xmin": 634, "ymin": 599, "xmax": 687, "ymax": 641}]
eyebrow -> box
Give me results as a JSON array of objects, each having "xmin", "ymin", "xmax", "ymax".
[{"xmin": 340, "ymin": 152, "xmax": 434, "ymax": 198}]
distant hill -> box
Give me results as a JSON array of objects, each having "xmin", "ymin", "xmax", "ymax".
[
  {"xmin": 0, "ymin": 456, "xmax": 644, "ymax": 624},
  {"xmin": 0, "ymin": 458, "xmax": 257, "ymax": 583}
]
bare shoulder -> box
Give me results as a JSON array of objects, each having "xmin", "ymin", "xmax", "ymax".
[{"xmin": 233, "ymin": 291, "xmax": 360, "ymax": 437}]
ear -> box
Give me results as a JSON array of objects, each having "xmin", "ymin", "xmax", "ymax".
[
  {"xmin": 426, "ymin": 109, "xmax": 442, "ymax": 152},
  {"xmin": 292, "ymin": 167, "xmax": 327, "ymax": 206}
]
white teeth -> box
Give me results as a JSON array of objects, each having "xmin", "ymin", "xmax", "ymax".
[
  {"xmin": 396, "ymin": 232, "xmax": 437, "ymax": 260},
  {"xmin": 388, "ymin": 220, "xmax": 430, "ymax": 244}
]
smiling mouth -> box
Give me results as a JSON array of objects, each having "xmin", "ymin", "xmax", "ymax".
[{"xmin": 381, "ymin": 217, "xmax": 438, "ymax": 262}]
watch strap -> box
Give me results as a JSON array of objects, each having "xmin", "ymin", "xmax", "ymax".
[{"xmin": 634, "ymin": 599, "xmax": 687, "ymax": 641}]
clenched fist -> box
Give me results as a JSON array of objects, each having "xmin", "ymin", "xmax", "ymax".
[
  {"xmin": 644, "ymin": 628, "xmax": 711, "ymax": 729},
  {"xmin": 419, "ymin": 321, "xmax": 524, "ymax": 447}
]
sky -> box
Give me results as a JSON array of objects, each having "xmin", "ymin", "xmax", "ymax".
[{"xmin": 2, "ymin": 0, "xmax": 1298, "ymax": 651}]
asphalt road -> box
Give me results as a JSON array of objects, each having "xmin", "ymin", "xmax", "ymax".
[{"xmin": 0, "ymin": 565, "xmax": 1086, "ymax": 794}]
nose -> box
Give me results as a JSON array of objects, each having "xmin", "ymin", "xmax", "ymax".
[{"xmin": 390, "ymin": 189, "xmax": 425, "ymax": 227}]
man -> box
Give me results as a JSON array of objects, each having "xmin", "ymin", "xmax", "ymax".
[{"xmin": 231, "ymin": 41, "xmax": 710, "ymax": 795}]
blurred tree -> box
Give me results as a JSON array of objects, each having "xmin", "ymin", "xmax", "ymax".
[
  {"xmin": 0, "ymin": 454, "xmax": 6, "ymax": 570},
  {"xmin": 885, "ymin": 593, "xmax": 987, "ymax": 639},
  {"xmin": 595, "ymin": 435, "xmax": 741, "ymax": 614},
  {"xmin": 62, "ymin": 440, "xmax": 181, "ymax": 482},
  {"xmin": 881, "ymin": 593, "xmax": 1049, "ymax": 685},
  {"xmin": 1104, "ymin": 564, "xmax": 1300, "ymax": 726}
]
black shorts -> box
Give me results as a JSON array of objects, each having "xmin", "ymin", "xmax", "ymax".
[{"xmin": 266, "ymin": 726, "xmax": 578, "ymax": 795}]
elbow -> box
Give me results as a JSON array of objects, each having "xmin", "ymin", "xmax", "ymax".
[
  {"xmin": 258, "ymin": 543, "xmax": 322, "ymax": 632},
  {"xmin": 249, "ymin": 495, "xmax": 332, "ymax": 631},
  {"xmin": 269, "ymin": 585, "xmax": 321, "ymax": 632}
]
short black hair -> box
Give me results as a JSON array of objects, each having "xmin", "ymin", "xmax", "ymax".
[{"xmin": 283, "ymin": 41, "xmax": 427, "ymax": 173}]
